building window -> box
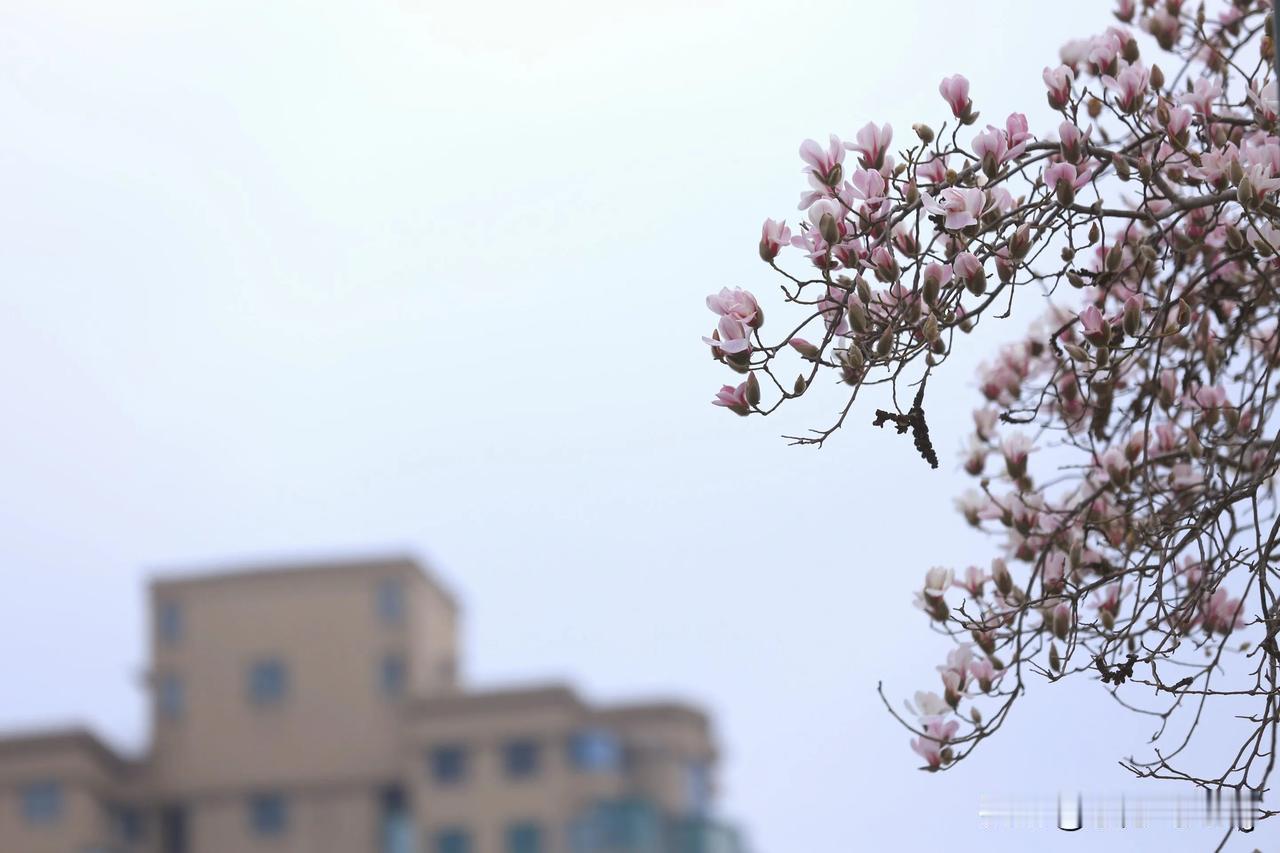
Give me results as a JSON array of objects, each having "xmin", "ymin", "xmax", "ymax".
[
  {"xmin": 568, "ymin": 729, "xmax": 622, "ymax": 772},
  {"xmin": 377, "ymin": 578, "xmax": 404, "ymax": 625},
  {"xmin": 502, "ymin": 739, "xmax": 541, "ymax": 779},
  {"xmin": 160, "ymin": 803, "xmax": 188, "ymax": 853},
  {"xmin": 248, "ymin": 658, "xmax": 289, "ymax": 706},
  {"xmin": 158, "ymin": 600, "xmax": 183, "ymax": 644},
  {"xmin": 248, "ymin": 793, "xmax": 288, "ymax": 836},
  {"xmin": 434, "ymin": 828, "xmax": 472, "ymax": 853},
  {"xmin": 684, "ymin": 761, "xmax": 712, "ymax": 816},
  {"xmin": 158, "ymin": 673, "xmax": 185, "ymax": 721},
  {"xmin": 428, "ymin": 745, "xmax": 468, "ymax": 785},
  {"xmin": 380, "ymin": 652, "xmax": 407, "ymax": 698},
  {"xmin": 505, "ymin": 822, "xmax": 542, "ymax": 853},
  {"xmin": 20, "ymin": 781, "xmax": 62, "ymax": 824},
  {"xmin": 110, "ymin": 804, "xmax": 146, "ymax": 843},
  {"xmin": 379, "ymin": 786, "xmax": 412, "ymax": 853}
]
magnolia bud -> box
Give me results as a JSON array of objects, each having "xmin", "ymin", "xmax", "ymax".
[
  {"xmin": 745, "ymin": 372, "xmax": 761, "ymax": 406},
  {"xmin": 1123, "ymin": 297, "xmax": 1142, "ymax": 336},
  {"xmin": 847, "ymin": 299, "xmax": 869, "ymax": 333},
  {"xmin": 1053, "ymin": 607, "xmax": 1070, "ymax": 640},
  {"xmin": 1113, "ymin": 154, "xmax": 1131, "ymax": 182},
  {"xmin": 1064, "ymin": 343, "xmax": 1089, "ymax": 362},
  {"xmin": 819, "ymin": 212, "xmax": 840, "ymax": 244},
  {"xmin": 1049, "ymin": 643, "xmax": 1062, "ymax": 672},
  {"xmin": 1095, "ymin": 345, "xmax": 1109, "ymax": 367},
  {"xmin": 966, "ymin": 267, "xmax": 988, "ymax": 297},
  {"xmin": 1224, "ymin": 406, "xmax": 1240, "ymax": 434},
  {"xmin": 923, "ymin": 276, "xmax": 940, "ymax": 307},
  {"xmin": 1238, "ymin": 176, "xmax": 1258, "ymax": 208},
  {"xmin": 970, "ymin": 707, "xmax": 982, "ymax": 724},
  {"xmin": 876, "ymin": 328, "xmax": 894, "ymax": 356},
  {"xmin": 1176, "ymin": 299, "xmax": 1192, "ymax": 327},
  {"xmin": 1122, "ymin": 35, "xmax": 1139, "ymax": 63},
  {"xmin": 843, "ymin": 346, "xmax": 865, "ymax": 372},
  {"xmin": 789, "ymin": 338, "xmax": 820, "ymax": 360},
  {"xmin": 793, "ymin": 374, "xmax": 807, "ymax": 395},
  {"xmin": 1010, "ymin": 226, "xmax": 1033, "ymax": 259},
  {"xmin": 1225, "ymin": 224, "xmax": 1245, "ymax": 251},
  {"xmin": 1150, "ymin": 64, "xmax": 1165, "ymax": 91},
  {"xmin": 855, "ymin": 276, "xmax": 873, "ymax": 304},
  {"xmin": 1100, "ymin": 609, "xmax": 1115, "ymax": 631},
  {"xmin": 1229, "ymin": 158, "xmax": 1245, "ymax": 185},
  {"xmin": 923, "ymin": 314, "xmax": 940, "ymax": 344},
  {"xmin": 992, "ymin": 558, "xmax": 1012, "ymax": 595},
  {"xmin": 1187, "ymin": 428, "xmax": 1204, "ymax": 458},
  {"xmin": 1105, "ymin": 242, "xmax": 1124, "ymax": 271},
  {"xmin": 913, "ymin": 123, "xmax": 934, "ymax": 143}
]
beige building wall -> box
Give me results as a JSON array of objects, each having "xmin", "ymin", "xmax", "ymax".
[
  {"xmin": 147, "ymin": 557, "xmax": 457, "ymax": 793},
  {"xmin": 0, "ymin": 557, "xmax": 741, "ymax": 853},
  {"xmin": 0, "ymin": 732, "xmax": 128, "ymax": 853}
]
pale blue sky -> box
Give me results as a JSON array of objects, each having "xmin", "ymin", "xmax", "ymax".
[{"xmin": 0, "ymin": 1, "xmax": 1258, "ymax": 850}]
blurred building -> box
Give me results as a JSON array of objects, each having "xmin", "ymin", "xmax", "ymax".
[{"xmin": 0, "ymin": 557, "xmax": 746, "ymax": 853}]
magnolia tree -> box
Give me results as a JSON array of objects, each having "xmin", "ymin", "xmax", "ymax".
[{"xmin": 704, "ymin": 0, "xmax": 1280, "ymax": 819}]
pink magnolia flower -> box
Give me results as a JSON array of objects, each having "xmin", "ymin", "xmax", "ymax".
[
  {"xmin": 1044, "ymin": 548, "xmax": 1064, "ymax": 589},
  {"xmin": 1079, "ymin": 304, "xmax": 1108, "ymax": 344},
  {"xmin": 1098, "ymin": 447, "xmax": 1129, "ymax": 483},
  {"xmin": 967, "ymin": 658, "xmax": 1001, "ymax": 692},
  {"xmin": 917, "ymin": 153, "xmax": 948, "ymax": 185},
  {"xmin": 712, "ymin": 382, "xmax": 751, "ymax": 415},
  {"xmin": 1059, "ymin": 121, "xmax": 1090, "ymax": 162},
  {"xmin": 1044, "ymin": 161, "xmax": 1081, "ymax": 204},
  {"xmin": 937, "ymin": 645, "xmax": 974, "ymax": 682},
  {"xmin": 703, "ymin": 315, "xmax": 752, "ymax": 355},
  {"xmin": 1248, "ymin": 80, "xmax": 1278, "ymax": 124},
  {"xmin": 848, "ymin": 122, "xmax": 893, "ymax": 170},
  {"xmin": 1044, "ymin": 65, "xmax": 1075, "ymax": 109},
  {"xmin": 955, "ymin": 489, "xmax": 986, "ymax": 525},
  {"xmin": 973, "ymin": 408, "xmax": 998, "ymax": 441},
  {"xmin": 923, "ymin": 566, "xmax": 954, "ymax": 600},
  {"xmin": 1001, "ymin": 433, "xmax": 1032, "ymax": 478},
  {"xmin": 1102, "ymin": 62, "xmax": 1150, "ymax": 113},
  {"xmin": 1178, "ymin": 77, "xmax": 1223, "ymax": 118},
  {"xmin": 1005, "ymin": 113, "xmax": 1033, "ymax": 154},
  {"xmin": 849, "ymin": 168, "xmax": 889, "ymax": 208},
  {"xmin": 906, "ymin": 691, "xmax": 949, "ymax": 717},
  {"xmin": 1192, "ymin": 384, "xmax": 1228, "ymax": 412},
  {"xmin": 953, "ymin": 251, "xmax": 984, "ymax": 290},
  {"xmin": 1170, "ymin": 462, "xmax": 1203, "ymax": 490},
  {"xmin": 706, "ymin": 287, "xmax": 761, "ymax": 327},
  {"xmin": 1165, "ymin": 105, "xmax": 1193, "ymax": 140},
  {"xmin": 799, "ymin": 135, "xmax": 844, "ymax": 184},
  {"xmin": 759, "ymin": 219, "xmax": 791, "ymax": 262},
  {"xmin": 939, "ymin": 74, "xmax": 972, "ymax": 120},
  {"xmin": 921, "ymin": 187, "xmax": 985, "ymax": 230},
  {"xmin": 955, "ymin": 565, "xmax": 986, "ymax": 597},
  {"xmin": 922, "ymin": 262, "xmax": 952, "ymax": 292},
  {"xmin": 911, "ymin": 716, "xmax": 960, "ymax": 770},
  {"xmin": 1202, "ymin": 588, "xmax": 1242, "ymax": 635},
  {"xmin": 973, "ymin": 127, "xmax": 1009, "ymax": 175},
  {"xmin": 1243, "ymin": 163, "xmax": 1280, "ymax": 197}
]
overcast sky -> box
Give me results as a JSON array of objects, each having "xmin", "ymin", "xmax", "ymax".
[{"xmin": 0, "ymin": 1, "xmax": 1262, "ymax": 850}]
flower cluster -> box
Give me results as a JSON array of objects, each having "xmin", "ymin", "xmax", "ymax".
[{"xmin": 701, "ymin": 0, "xmax": 1279, "ymax": 797}]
